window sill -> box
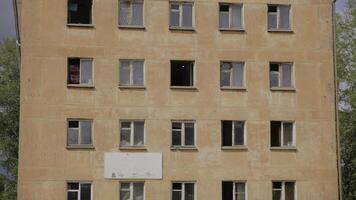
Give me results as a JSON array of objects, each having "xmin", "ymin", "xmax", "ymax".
[
  {"xmin": 270, "ymin": 87, "xmax": 296, "ymax": 92},
  {"xmin": 169, "ymin": 27, "xmax": 195, "ymax": 32},
  {"xmin": 118, "ymin": 25, "xmax": 146, "ymax": 30},
  {"xmin": 268, "ymin": 29, "xmax": 293, "ymax": 33},
  {"xmin": 219, "ymin": 28, "xmax": 245, "ymax": 32},
  {"xmin": 270, "ymin": 147, "xmax": 297, "ymax": 151},
  {"xmin": 119, "ymin": 146, "xmax": 147, "ymax": 151},
  {"xmin": 170, "ymin": 86, "xmax": 197, "ymax": 90},
  {"xmin": 221, "ymin": 146, "xmax": 248, "ymax": 150},
  {"xmin": 119, "ymin": 85, "xmax": 146, "ymax": 90},
  {"xmin": 67, "ymin": 24, "xmax": 95, "ymax": 28},
  {"xmin": 66, "ymin": 145, "xmax": 95, "ymax": 150},
  {"xmin": 170, "ymin": 146, "xmax": 198, "ymax": 151},
  {"xmin": 220, "ymin": 87, "xmax": 247, "ymax": 91},
  {"xmin": 67, "ymin": 84, "xmax": 95, "ymax": 89}
]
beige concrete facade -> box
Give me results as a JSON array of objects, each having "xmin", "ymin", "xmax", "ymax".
[{"xmin": 17, "ymin": 0, "xmax": 339, "ymax": 199}]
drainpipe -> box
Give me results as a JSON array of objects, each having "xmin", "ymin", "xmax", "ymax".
[{"xmin": 12, "ymin": 0, "xmax": 21, "ymax": 61}]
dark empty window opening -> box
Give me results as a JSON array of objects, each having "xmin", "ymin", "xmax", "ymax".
[
  {"xmin": 222, "ymin": 121, "xmax": 245, "ymax": 147},
  {"xmin": 171, "ymin": 61, "xmax": 194, "ymax": 87},
  {"xmin": 68, "ymin": 0, "xmax": 93, "ymax": 25}
]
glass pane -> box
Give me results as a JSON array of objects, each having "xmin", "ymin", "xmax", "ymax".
[
  {"xmin": 173, "ymin": 183, "xmax": 182, "ymax": 190},
  {"xmin": 121, "ymin": 121, "xmax": 131, "ymax": 129},
  {"xmin": 270, "ymin": 65, "xmax": 280, "ymax": 88},
  {"xmin": 283, "ymin": 122, "xmax": 294, "ymax": 146},
  {"xmin": 132, "ymin": 61, "xmax": 144, "ymax": 86},
  {"xmin": 172, "ymin": 130, "xmax": 182, "ymax": 146},
  {"xmin": 273, "ymin": 190, "xmax": 282, "ymax": 200},
  {"xmin": 68, "ymin": 128, "xmax": 79, "ymax": 145},
  {"xmin": 80, "ymin": 121, "xmax": 92, "ymax": 145},
  {"xmin": 184, "ymin": 183, "xmax": 195, "ymax": 200},
  {"xmin": 170, "ymin": 4, "xmax": 180, "ymax": 27},
  {"xmin": 184, "ymin": 123, "xmax": 195, "ymax": 146},
  {"xmin": 121, "ymin": 129, "xmax": 131, "ymax": 146},
  {"xmin": 67, "ymin": 191, "xmax": 78, "ymax": 200},
  {"xmin": 172, "ymin": 122, "xmax": 182, "ymax": 130},
  {"xmin": 121, "ymin": 183, "xmax": 130, "ymax": 190},
  {"xmin": 273, "ymin": 182, "xmax": 282, "ymax": 189},
  {"xmin": 279, "ymin": 5, "xmax": 290, "ymax": 29},
  {"xmin": 285, "ymin": 182, "xmax": 295, "ymax": 200},
  {"xmin": 134, "ymin": 121, "xmax": 144, "ymax": 145},
  {"xmin": 232, "ymin": 62, "xmax": 244, "ymax": 87},
  {"xmin": 68, "ymin": 121, "xmax": 79, "ymax": 128},
  {"xmin": 235, "ymin": 183, "xmax": 245, "ymax": 200},
  {"xmin": 133, "ymin": 183, "xmax": 144, "ymax": 200},
  {"xmin": 219, "ymin": 12, "xmax": 229, "ymax": 28},
  {"xmin": 68, "ymin": 59, "xmax": 80, "ymax": 84},
  {"xmin": 172, "ymin": 191, "xmax": 182, "ymax": 200},
  {"xmin": 80, "ymin": 59, "xmax": 93, "ymax": 85},
  {"xmin": 132, "ymin": 3, "xmax": 143, "ymax": 26},
  {"xmin": 80, "ymin": 183, "xmax": 91, "ymax": 200},
  {"xmin": 120, "ymin": 61, "xmax": 131, "ymax": 85},
  {"xmin": 120, "ymin": 191, "xmax": 130, "ymax": 200},
  {"xmin": 68, "ymin": 182, "xmax": 79, "ymax": 190},
  {"xmin": 231, "ymin": 4, "xmax": 242, "ymax": 28},
  {"xmin": 268, "ymin": 13, "xmax": 277, "ymax": 29},
  {"xmin": 281, "ymin": 64, "xmax": 292, "ymax": 87},
  {"xmin": 119, "ymin": 1, "xmax": 130, "ymax": 25},
  {"xmin": 182, "ymin": 3, "xmax": 193, "ymax": 27},
  {"xmin": 220, "ymin": 63, "xmax": 231, "ymax": 87},
  {"xmin": 234, "ymin": 121, "xmax": 244, "ymax": 145}
]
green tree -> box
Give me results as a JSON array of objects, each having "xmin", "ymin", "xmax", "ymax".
[
  {"xmin": 336, "ymin": 0, "xmax": 356, "ymax": 199},
  {"xmin": 0, "ymin": 39, "xmax": 19, "ymax": 200}
]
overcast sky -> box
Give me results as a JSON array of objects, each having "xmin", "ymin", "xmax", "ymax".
[{"xmin": 0, "ymin": 0, "xmax": 350, "ymax": 42}]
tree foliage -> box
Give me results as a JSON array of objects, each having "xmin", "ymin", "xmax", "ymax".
[
  {"xmin": 336, "ymin": 0, "xmax": 356, "ymax": 199},
  {"xmin": 0, "ymin": 39, "xmax": 19, "ymax": 200}
]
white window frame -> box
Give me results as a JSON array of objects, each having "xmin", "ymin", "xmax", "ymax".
[
  {"xmin": 219, "ymin": 3, "xmax": 243, "ymax": 29},
  {"xmin": 119, "ymin": 120, "xmax": 145, "ymax": 146},
  {"xmin": 272, "ymin": 181, "xmax": 296, "ymax": 200},
  {"xmin": 67, "ymin": 119, "xmax": 93, "ymax": 146},
  {"xmin": 171, "ymin": 182, "xmax": 196, "ymax": 200},
  {"xmin": 268, "ymin": 4, "xmax": 291, "ymax": 30},
  {"xmin": 119, "ymin": 59, "xmax": 145, "ymax": 86},
  {"xmin": 66, "ymin": 182, "xmax": 93, "ymax": 200},
  {"xmin": 171, "ymin": 121, "xmax": 196, "ymax": 147},
  {"xmin": 119, "ymin": 182, "xmax": 145, "ymax": 200},
  {"xmin": 220, "ymin": 61, "xmax": 245, "ymax": 88},
  {"xmin": 271, "ymin": 121, "xmax": 296, "ymax": 148},
  {"xmin": 233, "ymin": 181, "xmax": 247, "ymax": 200},
  {"xmin": 232, "ymin": 121, "xmax": 246, "ymax": 146},
  {"xmin": 169, "ymin": 2, "xmax": 194, "ymax": 28},
  {"xmin": 119, "ymin": 0, "xmax": 144, "ymax": 27},
  {"xmin": 270, "ymin": 62, "xmax": 294, "ymax": 88},
  {"xmin": 67, "ymin": 58, "xmax": 94, "ymax": 86}
]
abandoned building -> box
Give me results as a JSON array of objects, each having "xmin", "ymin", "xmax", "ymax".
[{"xmin": 14, "ymin": 0, "xmax": 341, "ymax": 199}]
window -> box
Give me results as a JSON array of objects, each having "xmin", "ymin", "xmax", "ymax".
[
  {"xmin": 222, "ymin": 121, "xmax": 245, "ymax": 147},
  {"xmin": 272, "ymin": 181, "xmax": 295, "ymax": 200},
  {"xmin": 171, "ymin": 61, "xmax": 194, "ymax": 87},
  {"xmin": 172, "ymin": 182, "xmax": 195, "ymax": 200},
  {"xmin": 120, "ymin": 182, "xmax": 145, "ymax": 200},
  {"xmin": 68, "ymin": 0, "xmax": 93, "ymax": 25},
  {"xmin": 269, "ymin": 63, "xmax": 293, "ymax": 88},
  {"xmin": 220, "ymin": 62, "xmax": 244, "ymax": 88},
  {"xmin": 119, "ymin": 0, "xmax": 144, "ymax": 27},
  {"xmin": 172, "ymin": 121, "xmax": 195, "ymax": 147},
  {"xmin": 219, "ymin": 4, "xmax": 243, "ymax": 29},
  {"xmin": 222, "ymin": 181, "xmax": 246, "ymax": 200},
  {"xmin": 67, "ymin": 120, "xmax": 93, "ymax": 146},
  {"xmin": 270, "ymin": 121, "xmax": 295, "ymax": 148},
  {"xmin": 67, "ymin": 58, "xmax": 94, "ymax": 86},
  {"xmin": 120, "ymin": 121, "xmax": 145, "ymax": 146},
  {"xmin": 169, "ymin": 2, "xmax": 194, "ymax": 28},
  {"xmin": 268, "ymin": 5, "xmax": 291, "ymax": 30},
  {"xmin": 119, "ymin": 60, "xmax": 144, "ymax": 86},
  {"xmin": 67, "ymin": 182, "xmax": 92, "ymax": 200}
]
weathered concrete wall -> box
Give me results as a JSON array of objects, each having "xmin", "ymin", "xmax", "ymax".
[{"xmin": 18, "ymin": 0, "xmax": 338, "ymax": 199}]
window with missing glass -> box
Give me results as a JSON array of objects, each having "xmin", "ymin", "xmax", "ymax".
[
  {"xmin": 222, "ymin": 121, "xmax": 245, "ymax": 147},
  {"xmin": 270, "ymin": 121, "xmax": 295, "ymax": 148},
  {"xmin": 67, "ymin": 120, "xmax": 93, "ymax": 146},
  {"xmin": 169, "ymin": 2, "xmax": 194, "ymax": 28},
  {"xmin": 119, "ymin": 60, "xmax": 144, "ymax": 87},
  {"xmin": 68, "ymin": 0, "xmax": 93, "ymax": 25},
  {"xmin": 272, "ymin": 181, "xmax": 295, "ymax": 200},
  {"xmin": 270, "ymin": 63, "xmax": 293, "ymax": 88},
  {"xmin": 172, "ymin": 121, "xmax": 195, "ymax": 147},
  {"xmin": 68, "ymin": 58, "xmax": 94, "ymax": 86},
  {"xmin": 172, "ymin": 182, "xmax": 195, "ymax": 200},
  {"xmin": 222, "ymin": 181, "xmax": 246, "ymax": 200},
  {"xmin": 171, "ymin": 60, "xmax": 195, "ymax": 87},
  {"xmin": 119, "ymin": 182, "xmax": 145, "ymax": 200},
  {"xmin": 67, "ymin": 182, "xmax": 92, "ymax": 200},
  {"xmin": 268, "ymin": 5, "xmax": 291, "ymax": 31},
  {"xmin": 119, "ymin": 0, "xmax": 144, "ymax": 27},
  {"xmin": 219, "ymin": 4, "xmax": 243, "ymax": 29},
  {"xmin": 220, "ymin": 62, "xmax": 245, "ymax": 88},
  {"xmin": 120, "ymin": 121, "xmax": 145, "ymax": 147}
]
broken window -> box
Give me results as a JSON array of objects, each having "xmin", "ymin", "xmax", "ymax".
[
  {"xmin": 270, "ymin": 63, "xmax": 293, "ymax": 88},
  {"xmin": 120, "ymin": 121, "xmax": 145, "ymax": 147},
  {"xmin": 220, "ymin": 62, "xmax": 244, "ymax": 88},
  {"xmin": 67, "ymin": 120, "xmax": 93, "ymax": 146},
  {"xmin": 222, "ymin": 181, "xmax": 246, "ymax": 200},
  {"xmin": 68, "ymin": 0, "xmax": 93, "ymax": 25},
  {"xmin": 270, "ymin": 121, "xmax": 295, "ymax": 147},
  {"xmin": 272, "ymin": 181, "xmax": 295, "ymax": 200},
  {"xmin": 119, "ymin": 0, "xmax": 144, "ymax": 26},
  {"xmin": 67, "ymin": 182, "xmax": 92, "ymax": 200},
  {"xmin": 120, "ymin": 182, "xmax": 144, "ymax": 200},
  {"xmin": 219, "ymin": 4, "xmax": 243, "ymax": 29},
  {"xmin": 172, "ymin": 121, "xmax": 195, "ymax": 147},
  {"xmin": 169, "ymin": 2, "xmax": 193, "ymax": 28},
  {"xmin": 68, "ymin": 58, "xmax": 93, "ymax": 86},
  {"xmin": 222, "ymin": 121, "xmax": 245, "ymax": 147},
  {"xmin": 172, "ymin": 182, "xmax": 195, "ymax": 200},
  {"xmin": 171, "ymin": 61, "xmax": 194, "ymax": 87},
  {"xmin": 119, "ymin": 60, "xmax": 144, "ymax": 86},
  {"xmin": 268, "ymin": 5, "xmax": 291, "ymax": 30}
]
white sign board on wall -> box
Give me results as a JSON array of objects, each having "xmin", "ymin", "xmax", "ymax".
[{"xmin": 104, "ymin": 152, "xmax": 162, "ymax": 179}]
